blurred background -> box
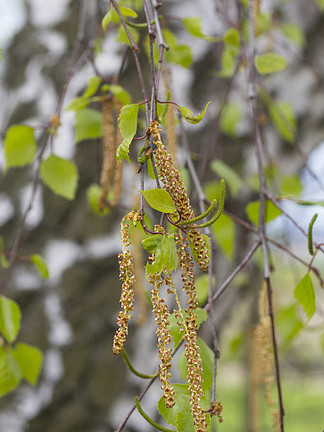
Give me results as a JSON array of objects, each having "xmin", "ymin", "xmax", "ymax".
[{"xmin": 1, "ymin": 0, "xmax": 324, "ymax": 431}]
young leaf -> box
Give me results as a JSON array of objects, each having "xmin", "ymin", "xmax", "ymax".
[
  {"xmin": 254, "ymin": 53, "xmax": 287, "ymax": 75},
  {"xmin": 245, "ymin": 200, "xmax": 282, "ymax": 226},
  {"xmin": 30, "ymin": 254, "xmax": 50, "ymax": 279},
  {"xmin": 40, "ymin": 155, "xmax": 79, "ymax": 200},
  {"xmin": 4, "ymin": 125, "xmax": 36, "ymax": 170},
  {"xmin": 0, "ymin": 237, "xmax": 9, "ymax": 269},
  {"xmin": 212, "ymin": 213, "xmax": 235, "ymax": 260},
  {"xmin": 87, "ymin": 184, "xmax": 110, "ymax": 216},
  {"xmin": 158, "ymin": 384, "xmax": 191, "ymax": 427},
  {"xmin": 280, "ymin": 175, "xmax": 302, "ymax": 196},
  {"xmin": 140, "ymin": 188, "xmax": 176, "ymax": 213},
  {"xmin": 219, "ymin": 102, "xmax": 242, "ymax": 137},
  {"xmin": 102, "ymin": 84, "xmax": 131, "ymax": 105},
  {"xmin": 0, "ymin": 347, "xmax": 22, "ymax": 397},
  {"xmin": 210, "ymin": 159, "xmax": 242, "ymax": 197},
  {"xmin": 117, "ymin": 104, "xmax": 140, "ymax": 162},
  {"xmin": 165, "ymin": 44, "xmax": 192, "ymax": 68},
  {"xmin": 178, "ymin": 101, "xmax": 211, "ymax": 125},
  {"xmin": 223, "ymin": 28, "xmax": 240, "ymax": 56},
  {"xmin": 75, "ymin": 108, "xmax": 103, "ymax": 143},
  {"xmin": 182, "ymin": 17, "xmax": 218, "ymax": 42},
  {"xmin": 12, "ymin": 343, "xmax": 43, "ymax": 385},
  {"xmin": 280, "ymin": 23, "xmax": 305, "ymax": 48},
  {"xmin": 168, "ymin": 307, "xmax": 207, "ymax": 349},
  {"xmin": 102, "ymin": 6, "xmax": 138, "ymax": 31},
  {"xmin": 83, "ymin": 76, "xmax": 102, "ymax": 98},
  {"xmin": 218, "ymin": 45, "xmax": 236, "ymax": 77},
  {"xmin": 294, "ymin": 273, "xmax": 316, "ymax": 322},
  {"xmin": 66, "ymin": 97, "xmax": 90, "ymax": 111},
  {"xmin": 268, "ymin": 101, "xmax": 296, "ymax": 144},
  {"xmin": 0, "ymin": 296, "xmax": 22, "ymax": 343},
  {"xmin": 142, "ymin": 234, "xmax": 178, "ymax": 275}
]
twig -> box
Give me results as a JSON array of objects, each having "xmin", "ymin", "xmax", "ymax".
[{"xmin": 248, "ymin": 1, "xmax": 284, "ymax": 428}]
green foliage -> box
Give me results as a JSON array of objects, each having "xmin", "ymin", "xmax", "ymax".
[
  {"xmin": 280, "ymin": 175, "xmax": 302, "ymax": 196},
  {"xmin": 4, "ymin": 125, "xmax": 36, "ymax": 170},
  {"xmin": 0, "ymin": 237, "xmax": 9, "ymax": 269},
  {"xmin": 117, "ymin": 25, "xmax": 139, "ymax": 46},
  {"xmin": 12, "ymin": 343, "xmax": 43, "ymax": 385},
  {"xmin": 245, "ymin": 200, "xmax": 282, "ymax": 226},
  {"xmin": 182, "ymin": 17, "xmax": 218, "ymax": 42},
  {"xmin": 140, "ymin": 188, "xmax": 176, "ymax": 213},
  {"xmin": 142, "ymin": 234, "xmax": 178, "ymax": 275},
  {"xmin": 30, "ymin": 254, "xmax": 50, "ymax": 279},
  {"xmin": 102, "ymin": 6, "xmax": 138, "ymax": 31},
  {"xmin": 0, "ymin": 296, "xmax": 21, "ymax": 343},
  {"xmin": 40, "ymin": 154, "xmax": 79, "ymax": 200},
  {"xmin": 294, "ymin": 273, "xmax": 316, "ymax": 322},
  {"xmin": 218, "ymin": 28, "xmax": 241, "ymax": 77},
  {"xmin": 254, "ymin": 53, "xmax": 287, "ymax": 75},
  {"xmin": 210, "ymin": 159, "xmax": 242, "ymax": 197},
  {"xmin": 0, "ymin": 347, "xmax": 22, "ymax": 397},
  {"xmin": 267, "ymin": 100, "xmax": 297, "ymax": 144},
  {"xmin": 219, "ymin": 102, "xmax": 242, "ymax": 137},
  {"xmin": 212, "ymin": 213, "xmax": 235, "ymax": 260},
  {"xmin": 117, "ymin": 103, "xmax": 140, "ymax": 162},
  {"xmin": 102, "ymin": 84, "xmax": 131, "ymax": 105},
  {"xmin": 67, "ymin": 76, "xmax": 102, "ymax": 111},
  {"xmin": 178, "ymin": 101, "xmax": 211, "ymax": 124},
  {"xmin": 163, "ymin": 29, "xmax": 192, "ymax": 68},
  {"xmin": 280, "ymin": 23, "xmax": 305, "ymax": 48},
  {"xmin": 277, "ymin": 304, "xmax": 302, "ymax": 348},
  {"xmin": 168, "ymin": 308, "xmax": 208, "ymax": 349},
  {"xmin": 178, "ymin": 337, "xmax": 214, "ymax": 392},
  {"xmin": 75, "ymin": 108, "xmax": 103, "ymax": 143},
  {"xmin": 195, "ymin": 274, "xmax": 215, "ymax": 306},
  {"xmin": 86, "ymin": 184, "xmax": 110, "ymax": 216}
]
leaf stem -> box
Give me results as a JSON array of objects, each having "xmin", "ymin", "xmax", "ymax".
[
  {"xmin": 135, "ymin": 397, "xmax": 176, "ymax": 432},
  {"xmin": 121, "ymin": 349, "xmax": 158, "ymax": 379}
]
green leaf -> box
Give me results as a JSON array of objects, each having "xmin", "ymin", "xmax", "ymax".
[
  {"xmin": 277, "ymin": 305, "xmax": 302, "ymax": 347},
  {"xmin": 256, "ymin": 13, "xmax": 272, "ymax": 35},
  {"xmin": 178, "ymin": 101, "xmax": 211, "ymax": 125},
  {"xmin": 83, "ymin": 76, "xmax": 102, "ymax": 98},
  {"xmin": 103, "ymin": 84, "xmax": 131, "ymax": 105},
  {"xmin": 245, "ymin": 200, "xmax": 282, "ymax": 226},
  {"xmin": 195, "ymin": 275, "xmax": 210, "ymax": 306},
  {"xmin": 223, "ymin": 28, "xmax": 240, "ymax": 56},
  {"xmin": 142, "ymin": 234, "xmax": 178, "ymax": 275},
  {"xmin": 268, "ymin": 101, "xmax": 296, "ymax": 144},
  {"xmin": 158, "ymin": 384, "xmax": 191, "ymax": 427},
  {"xmin": 220, "ymin": 102, "xmax": 242, "ymax": 137},
  {"xmin": 40, "ymin": 155, "xmax": 79, "ymax": 200},
  {"xmin": 75, "ymin": 108, "xmax": 103, "ymax": 143},
  {"xmin": 87, "ymin": 184, "xmax": 110, "ymax": 216},
  {"xmin": 102, "ymin": 6, "xmax": 138, "ymax": 31},
  {"xmin": 176, "ymin": 411, "xmax": 195, "ymax": 432},
  {"xmin": 254, "ymin": 53, "xmax": 287, "ymax": 75},
  {"xmin": 221, "ymin": 47, "xmax": 236, "ymax": 77},
  {"xmin": 280, "ymin": 23, "xmax": 305, "ymax": 48},
  {"xmin": 30, "ymin": 254, "xmax": 49, "ymax": 279},
  {"xmin": 294, "ymin": 273, "xmax": 316, "ymax": 322},
  {"xmin": 140, "ymin": 188, "xmax": 176, "ymax": 213},
  {"xmin": 178, "ymin": 337, "xmax": 214, "ymax": 391},
  {"xmin": 210, "ymin": 159, "xmax": 242, "ymax": 197},
  {"xmin": 116, "ymin": 25, "xmax": 139, "ymax": 46},
  {"xmin": 280, "ymin": 175, "xmax": 302, "ymax": 196},
  {"xmin": 0, "ymin": 347, "xmax": 22, "ymax": 397},
  {"xmin": 4, "ymin": 125, "xmax": 36, "ymax": 170},
  {"xmin": 117, "ymin": 104, "xmax": 139, "ymax": 162},
  {"xmin": 0, "ymin": 296, "xmax": 21, "ymax": 343},
  {"xmin": 12, "ymin": 343, "xmax": 43, "ymax": 385},
  {"xmin": 66, "ymin": 97, "xmax": 90, "ymax": 111},
  {"xmin": 165, "ymin": 44, "xmax": 192, "ymax": 68},
  {"xmin": 182, "ymin": 17, "xmax": 218, "ymax": 42},
  {"xmin": 0, "ymin": 237, "xmax": 9, "ymax": 269},
  {"xmin": 168, "ymin": 307, "xmax": 207, "ymax": 349},
  {"xmin": 212, "ymin": 213, "xmax": 235, "ymax": 260}
]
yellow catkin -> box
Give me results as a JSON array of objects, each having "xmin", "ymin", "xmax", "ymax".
[
  {"xmin": 174, "ymin": 231, "xmax": 208, "ymax": 432},
  {"xmin": 163, "ymin": 70, "xmax": 178, "ymax": 165},
  {"xmin": 99, "ymin": 100, "xmax": 116, "ymax": 211},
  {"xmin": 150, "ymin": 121, "xmax": 210, "ymax": 272},
  {"xmin": 148, "ymin": 273, "xmax": 175, "ymax": 408},
  {"xmin": 112, "ymin": 213, "xmax": 138, "ymax": 355},
  {"xmin": 253, "ymin": 0, "xmax": 262, "ymax": 36}
]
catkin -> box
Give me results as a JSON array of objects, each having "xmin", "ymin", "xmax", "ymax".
[{"xmin": 99, "ymin": 100, "xmax": 116, "ymax": 211}]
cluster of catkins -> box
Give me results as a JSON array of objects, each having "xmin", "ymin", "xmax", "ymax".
[{"xmin": 112, "ymin": 121, "xmax": 218, "ymax": 432}]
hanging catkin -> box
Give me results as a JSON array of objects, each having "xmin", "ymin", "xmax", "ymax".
[{"xmin": 98, "ymin": 100, "xmax": 116, "ymax": 211}]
